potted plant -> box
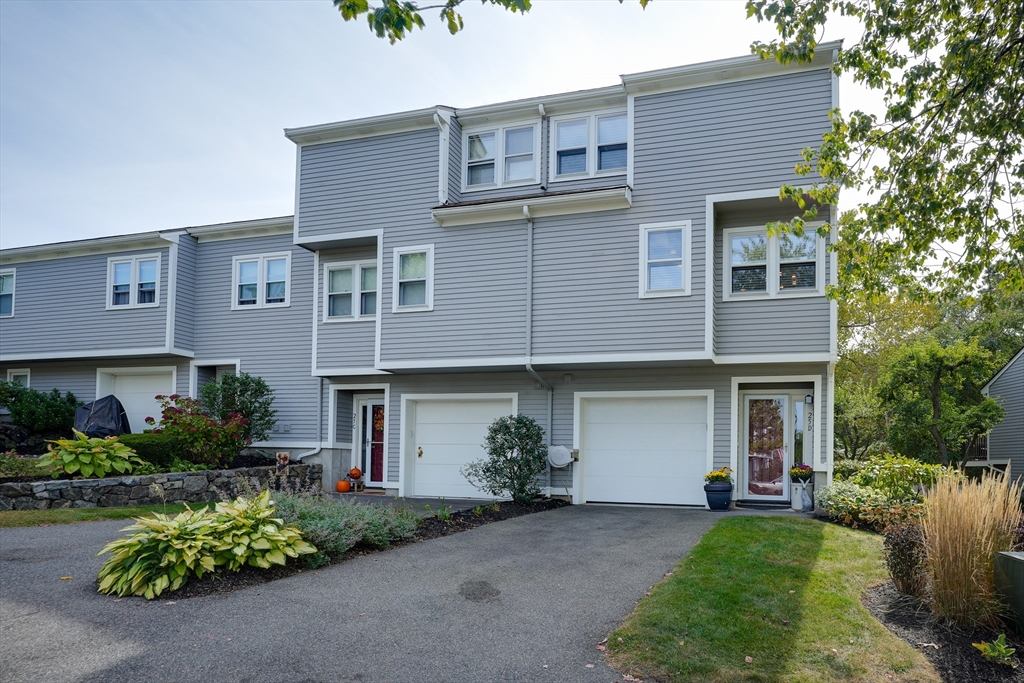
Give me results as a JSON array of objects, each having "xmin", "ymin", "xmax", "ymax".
[
  {"xmin": 704, "ymin": 467, "xmax": 734, "ymax": 510},
  {"xmin": 789, "ymin": 463, "xmax": 814, "ymax": 512}
]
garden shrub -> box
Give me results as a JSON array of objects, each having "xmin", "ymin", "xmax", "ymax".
[
  {"xmin": 460, "ymin": 414, "xmax": 547, "ymax": 504},
  {"xmin": 96, "ymin": 490, "xmax": 315, "ymax": 599},
  {"xmin": 148, "ymin": 394, "xmax": 248, "ymax": 467},
  {"xmin": 273, "ymin": 492, "xmax": 418, "ymax": 568},
  {"xmin": 41, "ymin": 430, "xmax": 147, "ymax": 479},
  {"xmin": 0, "ymin": 380, "xmax": 80, "ymax": 433},
  {"xmin": 0, "ymin": 450, "xmax": 42, "ymax": 478},
  {"xmin": 116, "ymin": 433, "xmax": 180, "ymax": 467},
  {"xmin": 832, "ymin": 458, "xmax": 867, "ymax": 481},
  {"xmin": 200, "ymin": 372, "xmax": 276, "ymax": 442},
  {"xmin": 849, "ymin": 454, "xmax": 947, "ymax": 501},
  {"xmin": 814, "ymin": 479, "xmax": 923, "ymax": 530},
  {"xmin": 883, "ymin": 522, "xmax": 928, "ymax": 597}
]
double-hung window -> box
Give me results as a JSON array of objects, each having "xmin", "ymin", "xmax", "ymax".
[
  {"xmin": 106, "ymin": 255, "xmax": 160, "ymax": 310},
  {"xmin": 724, "ymin": 227, "xmax": 823, "ymax": 300},
  {"xmin": 552, "ymin": 111, "xmax": 628, "ymax": 181},
  {"xmin": 0, "ymin": 270, "xmax": 14, "ymax": 317},
  {"xmin": 464, "ymin": 123, "xmax": 538, "ymax": 190},
  {"xmin": 639, "ymin": 221, "xmax": 691, "ymax": 298},
  {"xmin": 392, "ymin": 245, "xmax": 434, "ymax": 312},
  {"xmin": 324, "ymin": 262, "xmax": 377, "ymax": 321},
  {"xmin": 6, "ymin": 369, "xmax": 29, "ymax": 387},
  {"xmin": 232, "ymin": 253, "xmax": 291, "ymax": 310}
]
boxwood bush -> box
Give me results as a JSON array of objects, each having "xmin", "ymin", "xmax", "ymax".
[
  {"xmin": 0, "ymin": 380, "xmax": 80, "ymax": 434},
  {"xmin": 116, "ymin": 433, "xmax": 181, "ymax": 468}
]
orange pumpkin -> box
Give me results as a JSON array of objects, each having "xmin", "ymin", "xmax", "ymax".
[
  {"xmin": 336, "ymin": 480, "xmax": 351, "ymax": 493},
  {"xmin": 349, "ymin": 468, "xmax": 362, "ymax": 480}
]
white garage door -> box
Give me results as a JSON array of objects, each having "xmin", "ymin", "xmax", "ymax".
[
  {"xmin": 111, "ymin": 373, "xmax": 174, "ymax": 434},
  {"xmin": 412, "ymin": 398, "xmax": 515, "ymax": 499},
  {"xmin": 582, "ymin": 395, "xmax": 709, "ymax": 506}
]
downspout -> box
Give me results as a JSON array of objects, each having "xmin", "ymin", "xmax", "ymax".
[
  {"xmin": 523, "ymin": 203, "xmax": 554, "ymax": 496},
  {"xmin": 294, "ymin": 377, "xmax": 324, "ymax": 476}
]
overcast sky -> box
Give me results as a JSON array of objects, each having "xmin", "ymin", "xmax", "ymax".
[{"xmin": 0, "ymin": 0, "xmax": 873, "ymax": 250}]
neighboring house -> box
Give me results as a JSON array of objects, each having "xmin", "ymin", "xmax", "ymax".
[
  {"xmin": 0, "ymin": 44, "xmax": 841, "ymax": 506},
  {"xmin": 971, "ymin": 347, "xmax": 1024, "ymax": 479}
]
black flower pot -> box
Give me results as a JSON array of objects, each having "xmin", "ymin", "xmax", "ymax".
[{"xmin": 704, "ymin": 482, "xmax": 733, "ymax": 510}]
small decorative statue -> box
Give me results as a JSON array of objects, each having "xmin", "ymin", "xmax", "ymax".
[{"xmin": 276, "ymin": 452, "xmax": 290, "ymax": 475}]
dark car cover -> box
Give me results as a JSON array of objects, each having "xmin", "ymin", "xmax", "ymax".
[{"xmin": 74, "ymin": 394, "xmax": 132, "ymax": 438}]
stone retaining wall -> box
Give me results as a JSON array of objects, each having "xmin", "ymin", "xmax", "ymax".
[{"xmin": 0, "ymin": 464, "xmax": 322, "ymax": 511}]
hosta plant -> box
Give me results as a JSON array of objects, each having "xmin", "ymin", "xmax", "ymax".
[
  {"xmin": 208, "ymin": 490, "xmax": 317, "ymax": 571},
  {"xmin": 41, "ymin": 430, "xmax": 146, "ymax": 479}
]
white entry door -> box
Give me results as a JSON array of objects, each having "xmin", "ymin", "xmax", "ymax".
[
  {"xmin": 410, "ymin": 397, "xmax": 515, "ymax": 499},
  {"xmin": 580, "ymin": 393, "xmax": 710, "ymax": 506},
  {"xmin": 742, "ymin": 394, "xmax": 791, "ymax": 501}
]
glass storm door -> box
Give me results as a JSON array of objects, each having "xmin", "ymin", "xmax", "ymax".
[
  {"xmin": 360, "ymin": 400, "xmax": 385, "ymax": 486},
  {"xmin": 743, "ymin": 395, "xmax": 790, "ymax": 500}
]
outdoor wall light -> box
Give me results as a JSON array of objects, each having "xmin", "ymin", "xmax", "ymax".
[{"xmin": 805, "ymin": 395, "xmax": 814, "ymax": 404}]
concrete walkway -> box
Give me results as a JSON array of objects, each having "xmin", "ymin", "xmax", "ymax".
[{"xmin": 0, "ymin": 505, "xmax": 728, "ymax": 683}]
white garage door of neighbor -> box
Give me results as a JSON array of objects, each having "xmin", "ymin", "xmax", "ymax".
[
  {"xmin": 112, "ymin": 373, "xmax": 174, "ymax": 433},
  {"xmin": 583, "ymin": 396, "xmax": 709, "ymax": 506},
  {"xmin": 413, "ymin": 399, "xmax": 515, "ymax": 499}
]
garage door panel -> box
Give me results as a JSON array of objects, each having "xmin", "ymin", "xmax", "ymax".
[
  {"xmin": 110, "ymin": 372, "xmax": 174, "ymax": 434},
  {"xmin": 415, "ymin": 423, "xmax": 489, "ymax": 447},
  {"xmin": 416, "ymin": 401, "xmax": 512, "ymax": 425},
  {"xmin": 587, "ymin": 397, "xmax": 705, "ymax": 425},
  {"xmin": 587, "ymin": 474, "xmax": 706, "ymax": 505}
]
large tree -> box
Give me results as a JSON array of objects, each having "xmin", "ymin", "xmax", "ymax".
[{"xmin": 747, "ymin": 0, "xmax": 1023, "ymax": 301}]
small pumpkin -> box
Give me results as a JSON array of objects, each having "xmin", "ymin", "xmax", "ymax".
[
  {"xmin": 349, "ymin": 467, "xmax": 362, "ymax": 480},
  {"xmin": 336, "ymin": 480, "xmax": 351, "ymax": 493}
]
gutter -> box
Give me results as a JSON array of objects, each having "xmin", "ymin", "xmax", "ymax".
[
  {"xmin": 523, "ymin": 204, "xmax": 555, "ymax": 495},
  {"xmin": 294, "ymin": 377, "xmax": 325, "ymax": 472}
]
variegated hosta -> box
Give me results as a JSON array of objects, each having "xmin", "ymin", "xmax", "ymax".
[
  {"xmin": 96, "ymin": 490, "xmax": 316, "ymax": 599},
  {"xmin": 42, "ymin": 430, "xmax": 147, "ymax": 479}
]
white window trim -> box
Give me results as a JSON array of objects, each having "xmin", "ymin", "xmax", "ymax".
[
  {"xmin": 230, "ymin": 252, "xmax": 292, "ymax": 310},
  {"xmin": 722, "ymin": 225, "xmax": 825, "ymax": 301},
  {"xmin": 0, "ymin": 268, "xmax": 14, "ymax": 318},
  {"xmin": 392, "ymin": 244, "xmax": 434, "ymax": 313},
  {"xmin": 461, "ymin": 121, "xmax": 541, "ymax": 193},
  {"xmin": 639, "ymin": 220, "xmax": 692, "ymax": 299},
  {"xmin": 105, "ymin": 254, "xmax": 161, "ymax": 310},
  {"xmin": 323, "ymin": 261, "xmax": 378, "ymax": 323},
  {"xmin": 6, "ymin": 368, "xmax": 30, "ymax": 387},
  {"xmin": 549, "ymin": 109, "xmax": 628, "ymax": 183}
]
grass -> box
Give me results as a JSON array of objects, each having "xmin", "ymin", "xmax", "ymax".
[
  {"xmin": 0, "ymin": 503, "xmax": 194, "ymax": 528},
  {"xmin": 607, "ymin": 516, "xmax": 939, "ymax": 683}
]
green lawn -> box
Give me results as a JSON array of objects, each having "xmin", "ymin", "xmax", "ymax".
[
  {"xmin": 0, "ymin": 503, "xmax": 195, "ymax": 528},
  {"xmin": 607, "ymin": 516, "xmax": 939, "ymax": 683}
]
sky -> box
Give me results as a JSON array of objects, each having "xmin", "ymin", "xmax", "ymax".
[{"xmin": 0, "ymin": 0, "xmax": 875, "ymax": 250}]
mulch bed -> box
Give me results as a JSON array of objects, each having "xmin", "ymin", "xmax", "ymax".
[
  {"xmin": 123, "ymin": 498, "xmax": 569, "ymax": 601},
  {"xmin": 862, "ymin": 581, "xmax": 1024, "ymax": 682}
]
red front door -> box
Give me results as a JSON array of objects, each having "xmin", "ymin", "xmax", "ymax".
[{"xmin": 363, "ymin": 401, "xmax": 385, "ymax": 485}]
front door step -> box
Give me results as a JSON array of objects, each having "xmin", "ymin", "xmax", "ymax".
[{"xmin": 735, "ymin": 500, "xmax": 792, "ymax": 510}]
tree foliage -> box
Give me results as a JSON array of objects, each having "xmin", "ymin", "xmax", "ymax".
[
  {"xmin": 747, "ymin": 0, "xmax": 1024, "ymax": 301},
  {"xmin": 333, "ymin": 0, "xmax": 532, "ymax": 43},
  {"xmin": 460, "ymin": 414, "xmax": 547, "ymax": 504}
]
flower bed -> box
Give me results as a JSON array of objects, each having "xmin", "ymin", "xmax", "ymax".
[{"xmin": 0, "ymin": 464, "xmax": 321, "ymax": 511}]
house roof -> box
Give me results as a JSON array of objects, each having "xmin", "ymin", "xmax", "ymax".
[{"xmin": 983, "ymin": 346, "xmax": 1024, "ymax": 393}]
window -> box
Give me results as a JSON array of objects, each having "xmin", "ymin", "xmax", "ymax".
[
  {"xmin": 463, "ymin": 123, "xmax": 538, "ymax": 190},
  {"xmin": 106, "ymin": 255, "xmax": 160, "ymax": 309},
  {"xmin": 392, "ymin": 245, "xmax": 434, "ymax": 312},
  {"xmin": 231, "ymin": 253, "xmax": 291, "ymax": 310},
  {"xmin": 639, "ymin": 221, "xmax": 692, "ymax": 298},
  {"xmin": 324, "ymin": 262, "xmax": 377, "ymax": 321},
  {"xmin": 0, "ymin": 269, "xmax": 14, "ymax": 317},
  {"xmin": 724, "ymin": 227, "xmax": 823, "ymax": 300},
  {"xmin": 551, "ymin": 111, "xmax": 628, "ymax": 181},
  {"xmin": 6, "ymin": 369, "xmax": 29, "ymax": 387}
]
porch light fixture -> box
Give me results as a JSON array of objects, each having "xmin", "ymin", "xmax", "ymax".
[{"xmin": 804, "ymin": 395, "xmax": 814, "ymax": 404}]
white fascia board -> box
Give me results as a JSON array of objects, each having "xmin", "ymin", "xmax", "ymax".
[
  {"xmin": 621, "ymin": 40, "xmax": 842, "ymax": 96},
  {"xmin": 431, "ymin": 187, "xmax": 632, "ymax": 228},
  {"xmin": 188, "ymin": 216, "xmax": 294, "ymax": 244},
  {"xmin": 381, "ymin": 356, "xmax": 530, "ymax": 370},
  {"xmin": 530, "ymin": 350, "xmax": 708, "ymax": 366},
  {"xmin": 284, "ymin": 108, "xmax": 439, "ymax": 145},
  {"xmin": 0, "ymin": 347, "xmax": 189, "ymax": 363},
  {"xmin": 455, "ymin": 85, "xmax": 625, "ymax": 128},
  {"xmin": 294, "ymin": 228, "xmax": 382, "ymax": 251},
  {"xmin": 314, "ymin": 368, "xmax": 393, "ymax": 377},
  {"xmin": 714, "ymin": 352, "xmax": 832, "ymax": 365},
  {"xmin": 1, "ymin": 232, "xmax": 171, "ymax": 266}
]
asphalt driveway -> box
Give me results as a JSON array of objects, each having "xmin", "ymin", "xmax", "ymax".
[{"xmin": 0, "ymin": 505, "xmax": 722, "ymax": 683}]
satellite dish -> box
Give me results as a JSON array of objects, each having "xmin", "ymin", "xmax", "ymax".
[{"xmin": 548, "ymin": 445, "xmax": 573, "ymax": 468}]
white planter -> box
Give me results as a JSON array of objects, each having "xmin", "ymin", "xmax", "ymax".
[{"xmin": 791, "ymin": 482, "xmax": 814, "ymax": 511}]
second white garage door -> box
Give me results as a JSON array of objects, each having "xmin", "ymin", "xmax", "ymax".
[
  {"xmin": 411, "ymin": 397, "xmax": 515, "ymax": 499},
  {"xmin": 580, "ymin": 393, "xmax": 710, "ymax": 506},
  {"xmin": 98, "ymin": 369, "xmax": 175, "ymax": 434}
]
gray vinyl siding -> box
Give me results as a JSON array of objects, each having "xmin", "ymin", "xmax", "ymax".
[
  {"xmin": 0, "ymin": 357, "xmax": 191, "ymax": 404},
  {"xmin": 447, "ymin": 117, "xmax": 462, "ymax": 204},
  {"xmin": 193, "ymin": 233, "xmax": 320, "ymax": 442},
  {"xmin": 316, "ymin": 245, "xmax": 378, "ymax": 369},
  {"xmin": 988, "ymin": 354, "xmax": 1024, "ymax": 476},
  {"xmin": 173, "ymin": 235, "xmax": 197, "ymax": 351},
  {"xmin": 0, "ymin": 248, "xmax": 170, "ymax": 357},
  {"xmin": 295, "ymin": 129, "xmax": 438, "ymax": 241}
]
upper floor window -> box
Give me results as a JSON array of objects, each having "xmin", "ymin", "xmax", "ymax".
[
  {"xmin": 324, "ymin": 262, "xmax": 377, "ymax": 321},
  {"xmin": 724, "ymin": 227, "xmax": 823, "ymax": 300},
  {"xmin": 232, "ymin": 253, "xmax": 291, "ymax": 310},
  {"xmin": 464, "ymin": 123, "xmax": 538, "ymax": 190},
  {"xmin": 639, "ymin": 221, "xmax": 691, "ymax": 298},
  {"xmin": 0, "ymin": 269, "xmax": 14, "ymax": 317},
  {"xmin": 6, "ymin": 368, "xmax": 29, "ymax": 387},
  {"xmin": 107, "ymin": 255, "xmax": 160, "ymax": 310},
  {"xmin": 551, "ymin": 112, "xmax": 627, "ymax": 181},
  {"xmin": 392, "ymin": 245, "xmax": 434, "ymax": 312}
]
